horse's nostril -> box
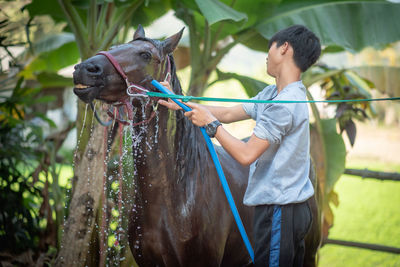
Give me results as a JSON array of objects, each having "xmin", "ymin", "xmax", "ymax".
[{"xmin": 86, "ymin": 63, "xmax": 102, "ymax": 74}]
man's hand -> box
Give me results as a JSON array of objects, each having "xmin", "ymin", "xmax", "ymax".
[
  {"xmin": 157, "ymin": 82, "xmax": 216, "ymax": 127},
  {"xmin": 156, "ymin": 82, "xmax": 268, "ymax": 165},
  {"xmin": 184, "ymin": 102, "xmax": 216, "ymax": 127},
  {"xmin": 157, "ymin": 81, "xmax": 182, "ymax": 111}
]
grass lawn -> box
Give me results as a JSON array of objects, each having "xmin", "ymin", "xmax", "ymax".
[{"xmin": 318, "ymin": 159, "xmax": 400, "ymax": 267}]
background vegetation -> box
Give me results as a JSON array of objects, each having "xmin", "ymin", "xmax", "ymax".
[{"xmin": 319, "ymin": 159, "xmax": 400, "ymax": 266}]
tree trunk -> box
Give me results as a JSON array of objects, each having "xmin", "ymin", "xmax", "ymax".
[
  {"xmin": 56, "ymin": 103, "xmax": 107, "ymax": 266},
  {"xmin": 187, "ymin": 68, "xmax": 212, "ymax": 97}
]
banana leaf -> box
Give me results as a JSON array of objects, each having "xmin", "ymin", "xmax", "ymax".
[
  {"xmin": 215, "ymin": 69, "xmax": 269, "ymax": 97},
  {"xmin": 353, "ymin": 66, "xmax": 400, "ymax": 97},
  {"xmin": 255, "ymin": 1, "xmax": 400, "ymax": 52}
]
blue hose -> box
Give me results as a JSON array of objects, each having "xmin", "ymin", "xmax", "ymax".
[{"xmin": 151, "ymin": 80, "xmax": 254, "ymax": 262}]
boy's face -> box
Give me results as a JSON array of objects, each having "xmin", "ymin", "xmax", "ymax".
[{"xmin": 266, "ymin": 42, "xmax": 279, "ymax": 77}]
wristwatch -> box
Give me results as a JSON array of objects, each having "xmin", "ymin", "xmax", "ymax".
[{"xmin": 205, "ymin": 120, "xmax": 222, "ymax": 138}]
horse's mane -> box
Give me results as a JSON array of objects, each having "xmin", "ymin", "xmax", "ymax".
[
  {"xmin": 129, "ymin": 36, "xmax": 211, "ymax": 183},
  {"xmin": 168, "ymin": 54, "xmax": 211, "ymax": 183}
]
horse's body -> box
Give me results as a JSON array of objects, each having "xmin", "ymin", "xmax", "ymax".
[
  {"xmin": 129, "ymin": 117, "xmax": 253, "ymax": 266},
  {"xmin": 72, "ymin": 26, "xmax": 320, "ymax": 266}
]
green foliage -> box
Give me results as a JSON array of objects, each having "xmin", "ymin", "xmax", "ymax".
[
  {"xmin": 24, "ymin": 0, "xmax": 66, "ymax": 24},
  {"xmin": 0, "ymin": 78, "xmax": 51, "ymax": 253},
  {"xmin": 0, "ymin": 4, "xmax": 73, "ymax": 255},
  {"xmin": 353, "ymin": 66, "xmax": 400, "ymax": 98},
  {"xmin": 0, "ymin": 123, "xmax": 41, "ymax": 253},
  {"xmin": 234, "ymin": 29, "xmax": 269, "ymax": 52},
  {"xmin": 21, "ymin": 40, "xmax": 80, "ymax": 79},
  {"xmin": 319, "ymin": 160, "xmax": 400, "ymax": 266},
  {"xmin": 172, "ymin": 0, "xmax": 279, "ymax": 95},
  {"xmin": 36, "ymin": 72, "xmax": 73, "ymax": 89},
  {"xmin": 30, "ymin": 32, "xmax": 76, "ymax": 54},
  {"xmin": 255, "ymin": 1, "xmax": 400, "ymax": 52},
  {"xmin": 215, "ymin": 69, "xmax": 269, "ymax": 97},
  {"xmin": 194, "ymin": 0, "xmax": 247, "ymax": 25},
  {"xmin": 320, "ymin": 119, "xmax": 346, "ymax": 193},
  {"xmin": 172, "ymin": 0, "xmax": 400, "ymax": 97},
  {"xmin": 26, "ymin": 0, "xmax": 172, "ymax": 59},
  {"xmin": 131, "ymin": 0, "xmax": 172, "ymax": 28},
  {"xmin": 0, "ymin": 74, "xmax": 72, "ymax": 263},
  {"xmin": 312, "ymin": 65, "xmax": 377, "ymax": 146}
]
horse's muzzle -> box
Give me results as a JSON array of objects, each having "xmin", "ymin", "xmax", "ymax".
[{"xmin": 72, "ymin": 61, "xmax": 105, "ymax": 103}]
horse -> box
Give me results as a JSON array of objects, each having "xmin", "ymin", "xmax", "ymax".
[{"xmin": 72, "ymin": 25, "xmax": 320, "ymax": 267}]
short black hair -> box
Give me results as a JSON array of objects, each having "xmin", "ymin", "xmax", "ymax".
[{"xmin": 268, "ymin": 25, "xmax": 321, "ymax": 72}]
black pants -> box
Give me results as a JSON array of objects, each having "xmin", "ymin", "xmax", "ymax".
[{"xmin": 253, "ymin": 200, "xmax": 312, "ymax": 267}]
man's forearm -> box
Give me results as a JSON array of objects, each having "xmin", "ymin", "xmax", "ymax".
[
  {"xmin": 214, "ymin": 126, "xmax": 269, "ymax": 166},
  {"xmin": 214, "ymin": 126, "xmax": 252, "ymax": 165},
  {"xmin": 200, "ymin": 104, "xmax": 250, "ymax": 123},
  {"xmin": 176, "ymin": 101, "xmax": 269, "ymax": 165},
  {"xmin": 202, "ymin": 105, "xmax": 230, "ymax": 123}
]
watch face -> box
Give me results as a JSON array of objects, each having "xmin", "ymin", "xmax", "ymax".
[
  {"xmin": 205, "ymin": 124, "xmax": 215, "ymax": 136},
  {"xmin": 205, "ymin": 120, "xmax": 220, "ymax": 137}
]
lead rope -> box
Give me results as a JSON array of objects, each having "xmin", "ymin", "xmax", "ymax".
[{"xmin": 146, "ymin": 92, "xmax": 400, "ymax": 104}]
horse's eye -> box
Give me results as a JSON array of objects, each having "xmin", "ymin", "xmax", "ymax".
[{"xmin": 140, "ymin": 52, "xmax": 152, "ymax": 61}]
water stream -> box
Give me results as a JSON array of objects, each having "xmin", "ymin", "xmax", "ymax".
[{"xmin": 66, "ymin": 99, "xmax": 161, "ymax": 265}]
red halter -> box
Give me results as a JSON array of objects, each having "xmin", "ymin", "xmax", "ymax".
[{"xmin": 94, "ymin": 51, "xmax": 171, "ymax": 126}]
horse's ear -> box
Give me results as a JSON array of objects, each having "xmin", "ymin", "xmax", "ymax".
[
  {"xmin": 162, "ymin": 27, "xmax": 184, "ymax": 55},
  {"xmin": 133, "ymin": 24, "xmax": 145, "ymax": 40}
]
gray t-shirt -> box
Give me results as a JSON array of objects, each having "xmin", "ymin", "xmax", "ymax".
[{"xmin": 242, "ymin": 81, "xmax": 314, "ymax": 206}]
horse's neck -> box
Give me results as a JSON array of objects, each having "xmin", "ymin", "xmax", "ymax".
[
  {"xmin": 131, "ymin": 61, "xmax": 209, "ymax": 207},
  {"xmin": 132, "ymin": 106, "xmax": 181, "ymax": 179},
  {"xmin": 132, "ymin": 103, "xmax": 206, "ymax": 193}
]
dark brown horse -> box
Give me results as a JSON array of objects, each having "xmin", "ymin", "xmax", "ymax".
[{"xmin": 72, "ymin": 26, "xmax": 320, "ymax": 267}]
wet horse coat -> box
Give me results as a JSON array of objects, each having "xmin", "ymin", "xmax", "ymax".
[{"xmin": 72, "ymin": 26, "xmax": 320, "ymax": 266}]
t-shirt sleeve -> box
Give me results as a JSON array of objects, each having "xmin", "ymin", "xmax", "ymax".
[
  {"xmin": 242, "ymin": 92, "xmax": 262, "ymax": 120},
  {"xmin": 253, "ymin": 104, "xmax": 293, "ymax": 144}
]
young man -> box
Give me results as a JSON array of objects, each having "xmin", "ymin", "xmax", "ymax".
[{"xmin": 159, "ymin": 25, "xmax": 321, "ymax": 267}]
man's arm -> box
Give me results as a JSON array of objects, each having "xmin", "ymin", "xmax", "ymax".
[
  {"xmin": 157, "ymin": 82, "xmax": 268, "ymax": 165},
  {"xmin": 157, "ymin": 82, "xmax": 250, "ymax": 123},
  {"xmin": 183, "ymin": 102, "xmax": 269, "ymax": 166},
  {"xmin": 215, "ymin": 129, "xmax": 270, "ymax": 166},
  {"xmin": 203, "ymin": 104, "xmax": 250, "ymax": 123}
]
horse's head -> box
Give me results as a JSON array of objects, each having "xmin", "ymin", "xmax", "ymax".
[{"xmin": 73, "ymin": 25, "xmax": 183, "ymax": 104}]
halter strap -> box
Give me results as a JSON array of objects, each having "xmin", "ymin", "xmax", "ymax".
[
  {"xmin": 97, "ymin": 51, "xmax": 128, "ymax": 82},
  {"xmin": 96, "ymin": 51, "xmax": 149, "ymax": 95},
  {"xmin": 93, "ymin": 51, "xmax": 170, "ymax": 127},
  {"xmin": 96, "ymin": 51, "xmax": 171, "ymax": 93}
]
